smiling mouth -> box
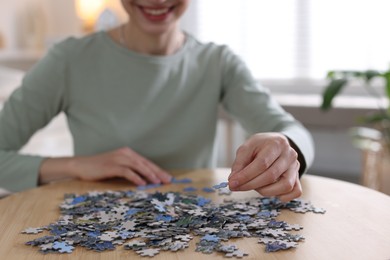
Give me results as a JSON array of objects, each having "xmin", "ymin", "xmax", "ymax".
[
  {"xmin": 138, "ymin": 5, "xmax": 175, "ymax": 20},
  {"xmin": 143, "ymin": 8, "xmax": 170, "ymax": 15}
]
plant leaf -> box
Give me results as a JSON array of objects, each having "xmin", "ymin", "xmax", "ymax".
[
  {"xmin": 321, "ymin": 78, "xmax": 348, "ymax": 110},
  {"xmin": 326, "ymin": 71, "xmax": 336, "ymax": 79},
  {"xmin": 384, "ymin": 70, "xmax": 390, "ymax": 102},
  {"xmin": 358, "ymin": 113, "xmax": 390, "ymax": 124}
]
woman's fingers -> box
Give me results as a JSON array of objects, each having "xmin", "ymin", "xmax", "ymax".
[
  {"xmin": 229, "ymin": 144, "xmax": 255, "ymax": 179},
  {"xmin": 228, "ymin": 133, "xmax": 303, "ymax": 202},
  {"xmin": 73, "ymin": 147, "xmax": 171, "ymax": 186},
  {"xmin": 116, "ymin": 147, "xmax": 172, "ymax": 184},
  {"xmin": 118, "ymin": 168, "xmax": 147, "ymax": 186},
  {"xmin": 278, "ymin": 177, "xmax": 302, "ymax": 202},
  {"xmin": 255, "ymin": 160, "xmax": 301, "ymax": 198},
  {"xmin": 229, "ymin": 147, "xmax": 297, "ymax": 191}
]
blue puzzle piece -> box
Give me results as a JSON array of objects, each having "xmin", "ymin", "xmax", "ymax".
[
  {"xmin": 202, "ymin": 187, "xmax": 215, "ymax": 193},
  {"xmin": 137, "ymin": 183, "xmax": 162, "ymax": 191},
  {"xmin": 118, "ymin": 231, "xmax": 135, "ymax": 239},
  {"xmin": 201, "ymin": 234, "xmax": 220, "ymax": 242},
  {"xmin": 71, "ymin": 196, "xmax": 86, "ymax": 205},
  {"xmin": 87, "ymin": 230, "xmax": 101, "ymax": 238},
  {"xmin": 257, "ymin": 211, "xmax": 272, "ymax": 218},
  {"xmin": 265, "ymin": 241, "xmax": 287, "ymax": 252},
  {"xmin": 197, "ymin": 197, "xmax": 211, "ymax": 207},
  {"xmin": 268, "ymin": 220, "xmax": 285, "ymax": 228},
  {"xmin": 237, "ymin": 215, "xmax": 251, "ymax": 221},
  {"xmin": 53, "ymin": 241, "xmax": 74, "ymax": 253},
  {"xmin": 212, "ymin": 182, "xmax": 228, "ymax": 189},
  {"xmin": 94, "ymin": 241, "xmax": 115, "ymax": 251},
  {"xmin": 156, "ymin": 214, "xmax": 173, "ymax": 222},
  {"xmin": 49, "ymin": 225, "xmax": 68, "ymax": 236},
  {"xmin": 183, "ymin": 187, "xmax": 197, "ymax": 192},
  {"xmin": 126, "ymin": 208, "xmax": 141, "ymax": 216}
]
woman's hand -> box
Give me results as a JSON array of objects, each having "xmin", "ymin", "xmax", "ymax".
[
  {"xmin": 39, "ymin": 147, "xmax": 172, "ymax": 186},
  {"xmin": 228, "ymin": 133, "xmax": 302, "ymax": 202}
]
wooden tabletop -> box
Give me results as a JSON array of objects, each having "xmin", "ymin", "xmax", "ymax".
[{"xmin": 1, "ymin": 169, "xmax": 389, "ymax": 260}]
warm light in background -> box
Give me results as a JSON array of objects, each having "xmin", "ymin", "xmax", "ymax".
[{"xmin": 75, "ymin": 0, "xmax": 106, "ymax": 32}]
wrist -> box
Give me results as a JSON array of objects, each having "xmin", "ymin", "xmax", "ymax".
[
  {"xmin": 65, "ymin": 157, "xmax": 80, "ymax": 179},
  {"xmin": 39, "ymin": 157, "xmax": 79, "ymax": 184}
]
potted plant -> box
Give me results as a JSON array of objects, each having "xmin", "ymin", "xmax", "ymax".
[{"xmin": 321, "ymin": 69, "xmax": 390, "ymax": 194}]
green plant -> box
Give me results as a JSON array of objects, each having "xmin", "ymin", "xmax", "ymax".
[{"xmin": 321, "ymin": 69, "xmax": 390, "ymax": 146}]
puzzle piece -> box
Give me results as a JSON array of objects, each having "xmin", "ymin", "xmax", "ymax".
[
  {"xmin": 202, "ymin": 187, "xmax": 215, "ymax": 193},
  {"xmin": 313, "ymin": 207, "xmax": 326, "ymax": 214},
  {"xmin": 22, "ymin": 186, "xmax": 325, "ymax": 257},
  {"xmin": 22, "ymin": 227, "xmax": 44, "ymax": 234},
  {"xmin": 99, "ymin": 231, "xmax": 119, "ymax": 241},
  {"xmin": 282, "ymin": 241, "xmax": 298, "ymax": 249},
  {"xmin": 90, "ymin": 241, "xmax": 115, "ymax": 252},
  {"xmin": 224, "ymin": 223, "xmax": 241, "ymax": 231},
  {"xmin": 213, "ymin": 182, "xmax": 229, "ymax": 189},
  {"xmin": 262, "ymin": 228, "xmax": 286, "ymax": 238},
  {"xmin": 199, "ymin": 227, "xmax": 219, "ymax": 234},
  {"xmin": 125, "ymin": 240, "xmax": 147, "ymax": 250},
  {"xmin": 197, "ymin": 197, "xmax": 211, "ymax": 206},
  {"xmin": 137, "ymin": 248, "xmax": 160, "ymax": 257},
  {"xmin": 284, "ymin": 224, "xmax": 302, "ymax": 231},
  {"xmin": 175, "ymin": 234, "xmax": 193, "ymax": 242},
  {"xmin": 258, "ymin": 237, "xmax": 278, "ymax": 244},
  {"xmin": 188, "ymin": 208, "xmax": 207, "ymax": 217},
  {"xmin": 52, "ymin": 241, "xmax": 74, "ymax": 253},
  {"xmin": 201, "ymin": 234, "xmax": 220, "ymax": 242},
  {"xmin": 183, "ymin": 186, "xmax": 197, "ymax": 192},
  {"xmin": 265, "ymin": 241, "xmax": 287, "ymax": 252},
  {"xmin": 195, "ymin": 240, "xmax": 219, "ymax": 254},
  {"xmin": 218, "ymin": 187, "xmax": 232, "ymax": 195},
  {"xmin": 71, "ymin": 196, "xmax": 86, "ymax": 205},
  {"xmin": 168, "ymin": 241, "xmax": 189, "ymax": 251},
  {"xmin": 137, "ymin": 184, "xmax": 162, "ymax": 191},
  {"xmin": 217, "ymin": 244, "xmax": 238, "ymax": 253},
  {"xmin": 225, "ymin": 250, "xmax": 249, "ymax": 258},
  {"xmin": 39, "ymin": 243, "xmax": 53, "ymax": 251}
]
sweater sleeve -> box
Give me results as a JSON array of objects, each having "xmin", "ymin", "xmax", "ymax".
[
  {"xmin": 219, "ymin": 47, "xmax": 314, "ymax": 175},
  {"xmin": 0, "ymin": 43, "xmax": 69, "ymax": 192}
]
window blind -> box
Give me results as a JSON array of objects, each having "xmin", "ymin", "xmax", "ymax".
[{"xmin": 185, "ymin": 0, "xmax": 390, "ymax": 80}]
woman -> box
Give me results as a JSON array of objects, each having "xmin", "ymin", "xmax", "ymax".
[{"xmin": 0, "ymin": 0, "xmax": 314, "ymax": 202}]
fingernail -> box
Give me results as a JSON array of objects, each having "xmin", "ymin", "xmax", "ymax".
[{"xmin": 229, "ymin": 180, "xmax": 239, "ymax": 188}]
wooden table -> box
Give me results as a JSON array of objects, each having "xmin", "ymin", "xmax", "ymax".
[{"xmin": 1, "ymin": 169, "xmax": 389, "ymax": 260}]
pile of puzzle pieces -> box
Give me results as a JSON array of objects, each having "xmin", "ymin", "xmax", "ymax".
[{"xmin": 22, "ymin": 180, "xmax": 325, "ymax": 258}]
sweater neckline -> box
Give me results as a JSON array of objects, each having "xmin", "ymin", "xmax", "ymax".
[{"xmin": 99, "ymin": 30, "xmax": 192, "ymax": 63}]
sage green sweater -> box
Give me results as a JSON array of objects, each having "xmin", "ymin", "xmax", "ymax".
[{"xmin": 0, "ymin": 32, "xmax": 314, "ymax": 192}]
